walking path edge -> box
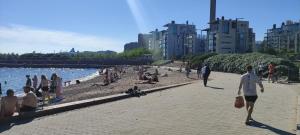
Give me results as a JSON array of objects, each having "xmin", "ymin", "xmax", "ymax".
[{"xmin": 0, "ymin": 81, "xmax": 193, "ymax": 124}]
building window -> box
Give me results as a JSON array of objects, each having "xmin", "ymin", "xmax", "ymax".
[
  {"xmin": 232, "ymin": 22, "xmax": 237, "ymax": 29},
  {"xmin": 222, "ymin": 22, "xmax": 229, "ymax": 34}
]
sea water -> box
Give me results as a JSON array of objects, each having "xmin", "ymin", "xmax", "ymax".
[{"xmin": 0, "ymin": 68, "xmax": 97, "ymax": 96}]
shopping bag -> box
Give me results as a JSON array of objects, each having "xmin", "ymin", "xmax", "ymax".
[{"xmin": 234, "ymin": 96, "xmax": 244, "ymax": 108}]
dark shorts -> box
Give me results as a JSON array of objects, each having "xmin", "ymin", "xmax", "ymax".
[
  {"xmin": 42, "ymin": 86, "xmax": 49, "ymax": 92},
  {"xmin": 244, "ymin": 96, "xmax": 258, "ymax": 103},
  {"xmin": 20, "ymin": 106, "xmax": 36, "ymax": 112}
]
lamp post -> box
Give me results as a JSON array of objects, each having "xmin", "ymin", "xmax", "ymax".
[{"xmin": 235, "ymin": 18, "xmax": 244, "ymax": 53}]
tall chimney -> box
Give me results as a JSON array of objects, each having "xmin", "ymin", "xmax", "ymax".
[{"xmin": 210, "ymin": 0, "xmax": 216, "ymax": 23}]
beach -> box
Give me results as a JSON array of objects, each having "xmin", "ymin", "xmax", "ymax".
[{"xmin": 60, "ymin": 66, "xmax": 198, "ymax": 104}]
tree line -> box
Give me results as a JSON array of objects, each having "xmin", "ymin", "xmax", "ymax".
[{"xmin": 0, "ymin": 48, "xmax": 152, "ymax": 61}]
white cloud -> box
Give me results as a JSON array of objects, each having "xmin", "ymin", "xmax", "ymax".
[{"xmin": 0, "ymin": 25, "xmax": 124, "ymax": 54}]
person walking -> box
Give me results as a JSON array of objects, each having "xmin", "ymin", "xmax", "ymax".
[
  {"xmin": 185, "ymin": 62, "xmax": 191, "ymax": 78},
  {"xmin": 268, "ymin": 62, "xmax": 275, "ymax": 83},
  {"xmin": 201, "ymin": 64, "xmax": 211, "ymax": 87},
  {"xmin": 197, "ymin": 64, "xmax": 202, "ymax": 79},
  {"xmin": 237, "ymin": 65, "xmax": 264, "ymax": 125},
  {"xmin": 258, "ymin": 63, "xmax": 264, "ymax": 81}
]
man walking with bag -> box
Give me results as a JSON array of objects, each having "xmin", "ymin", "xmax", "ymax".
[{"xmin": 237, "ymin": 65, "xmax": 264, "ymax": 125}]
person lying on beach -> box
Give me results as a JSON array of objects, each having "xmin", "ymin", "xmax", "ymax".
[
  {"xmin": 0, "ymin": 89, "xmax": 19, "ymax": 117},
  {"xmin": 125, "ymin": 86, "xmax": 146, "ymax": 97},
  {"xmin": 20, "ymin": 86, "xmax": 37, "ymax": 112}
]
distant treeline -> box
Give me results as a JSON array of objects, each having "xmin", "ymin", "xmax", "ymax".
[
  {"xmin": 0, "ymin": 48, "xmax": 153, "ymax": 68},
  {"xmin": 0, "ymin": 48, "xmax": 152, "ymax": 61}
]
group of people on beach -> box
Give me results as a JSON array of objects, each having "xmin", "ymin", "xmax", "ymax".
[
  {"xmin": 26, "ymin": 74, "xmax": 64, "ymax": 103},
  {"xmin": 0, "ymin": 73, "xmax": 64, "ymax": 119},
  {"xmin": 101, "ymin": 66, "xmax": 124, "ymax": 86},
  {"xmin": 0, "ymin": 86, "xmax": 38, "ymax": 118},
  {"xmin": 137, "ymin": 66, "xmax": 159, "ymax": 83}
]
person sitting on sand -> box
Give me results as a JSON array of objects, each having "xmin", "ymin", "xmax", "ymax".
[
  {"xmin": 20, "ymin": 86, "xmax": 37, "ymax": 112},
  {"xmin": 0, "ymin": 89, "xmax": 19, "ymax": 117}
]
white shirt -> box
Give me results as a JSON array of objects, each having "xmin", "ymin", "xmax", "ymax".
[{"xmin": 240, "ymin": 72, "xmax": 262, "ymax": 96}]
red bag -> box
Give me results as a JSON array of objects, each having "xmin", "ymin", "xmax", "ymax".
[{"xmin": 234, "ymin": 96, "xmax": 244, "ymax": 108}]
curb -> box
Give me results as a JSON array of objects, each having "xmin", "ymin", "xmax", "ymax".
[
  {"xmin": 0, "ymin": 82, "xmax": 193, "ymax": 124},
  {"xmin": 297, "ymin": 96, "xmax": 300, "ymax": 135}
]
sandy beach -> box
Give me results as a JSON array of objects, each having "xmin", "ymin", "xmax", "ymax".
[{"xmin": 60, "ymin": 66, "xmax": 198, "ymax": 104}]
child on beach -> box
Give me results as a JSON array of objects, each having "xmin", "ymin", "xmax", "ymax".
[{"xmin": 25, "ymin": 75, "xmax": 32, "ymax": 87}]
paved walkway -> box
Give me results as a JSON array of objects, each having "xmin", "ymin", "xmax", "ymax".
[{"xmin": 0, "ymin": 72, "xmax": 298, "ymax": 135}]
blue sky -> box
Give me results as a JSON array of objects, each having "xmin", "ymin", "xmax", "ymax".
[{"xmin": 0, "ymin": 0, "xmax": 299, "ymax": 53}]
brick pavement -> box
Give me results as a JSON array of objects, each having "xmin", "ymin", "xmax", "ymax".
[{"xmin": 0, "ymin": 72, "xmax": 298, "ymax": 135}]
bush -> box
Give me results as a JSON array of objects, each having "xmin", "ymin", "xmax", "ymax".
[
  {"xmin": 189, "ymin": 53, "xmax": 217, "ymax": 68},
  {"xmin": 204, "ymin": 53, "xmax": 299, "ymax": 81}
]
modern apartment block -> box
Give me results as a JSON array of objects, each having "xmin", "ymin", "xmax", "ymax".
[
  {"xmin": 206, "ymin": 16, "xmax": 255, "ymax": 53},
  {"xmin": 162, "ymin": 21, "xmax": 197, "ymax": 59},
  {"xmin": 137, "ymin": 21, "xmax": 201, "ymax": 60},
  {"xmin": 265, "ymin": 20, "xmax": 300, "ymax": 53}
]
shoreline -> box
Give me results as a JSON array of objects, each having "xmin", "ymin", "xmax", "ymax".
[
  {"xmin": 58, "ymin": 66, "xmax": 199, "ymax": 104},
  {"xmin": 0, "ymin": 67, "xmax": 99, "ymax": 97},
  {"xmin": 68, "ymin": 71, "xmax": 100, "ymax": 85}
]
